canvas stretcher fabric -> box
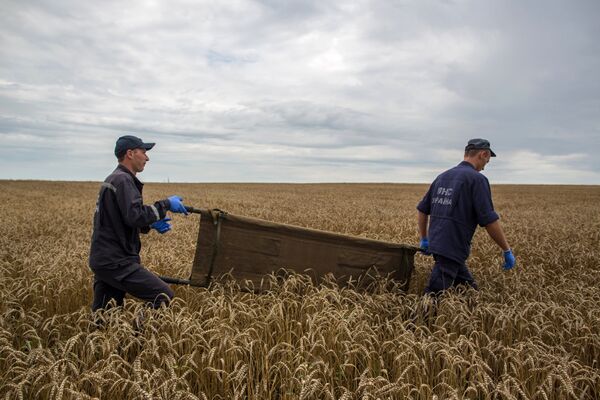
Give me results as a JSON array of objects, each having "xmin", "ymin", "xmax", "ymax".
[{"xmin": 187, "ymin": 209, "xmax": 418, "ymax": 292}]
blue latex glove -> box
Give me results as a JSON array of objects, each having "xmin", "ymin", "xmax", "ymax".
[
  {"xmin": 503, "ymin": 249, "xmax": 516, "ymax": 270},
  {"xmin": 151, "ymin": 218, "xmax": 171, "ymax": 234},
  {"xmin": 168, "ymin": 195, "xmax": 188, "ymax": 215},
  {"xmin": 419, "ymin": 237, "xmax": 431, "ymax": 255}
]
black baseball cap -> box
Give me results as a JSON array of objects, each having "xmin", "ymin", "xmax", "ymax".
[
  {"xmin": 465, "ymin": 138, "xmax": 496, "ymax": 157},
  {"xmin": 114, "ymin": 135, "xmax": 155, "ymax": 158}
]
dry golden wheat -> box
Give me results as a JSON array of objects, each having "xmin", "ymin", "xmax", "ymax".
[{"xmin": 0, "ymin": 181, "xmax": 599, "ymax": 399}]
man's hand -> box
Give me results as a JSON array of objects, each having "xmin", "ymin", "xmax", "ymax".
[
  {"xmin": 503, "ymin": 249, "xmax": 516, "ymax": 270},
  {"xmin": 419, "ymin": 237, "xmax": 431, "ymax": 255},
  {"xmin": 168, "ymin": 195, "xmax": 189, "ymax": 215},
  {"xmin": 151, "ymin": 218, "xmax": 172, "ymax": 234}
]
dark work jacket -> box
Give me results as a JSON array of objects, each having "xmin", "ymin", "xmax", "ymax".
[
  {"xmin": 417, "ymin": 161, "xmax": 499, "ymax": 264},
  {"xmin": 89, "ymin": 165, "xmax": 170, "ymax": 271}
]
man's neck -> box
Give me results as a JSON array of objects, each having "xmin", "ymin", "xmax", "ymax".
[
  {"xmin": 119, "ymin": 162, "xmax": 137, "ymax": 176},
  {"xmin": 463, "ymin": 158, "xmax": 480, "ymax": 171}
]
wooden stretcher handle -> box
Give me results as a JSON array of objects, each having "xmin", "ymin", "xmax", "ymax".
[{"xmin": 159, "ymin": 275, "xmax": 207, "ymax": 287}]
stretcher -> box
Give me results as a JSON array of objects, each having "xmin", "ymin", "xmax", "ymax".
[{"xmin": 160, "ymin": 207, "xmax": 419, "ymax": 292}]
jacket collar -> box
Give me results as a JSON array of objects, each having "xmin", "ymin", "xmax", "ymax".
[
  {"xmin": 116, "ymin": 164, "xmax": 144, "ymax": 188},
  {"xmin": 459, "ymin": 160, "xmax": 477, "ymax": 170}
]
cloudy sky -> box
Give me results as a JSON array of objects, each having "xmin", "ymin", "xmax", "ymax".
[{"xmin": 1, "ymin": 0, "xmax": 599, "ymax": 184}]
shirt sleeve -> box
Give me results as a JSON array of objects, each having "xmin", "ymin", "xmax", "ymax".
[
  {"xmin": 473, "ymin": 176, "xmax": 499, "ymax": 227},
  {"xmin": 416, "ymin": 182, "xmax": 434, "ymax": 215},
  {"xmin": 114, "ymin": 178, "xmax": 168, "ymax": 228}
]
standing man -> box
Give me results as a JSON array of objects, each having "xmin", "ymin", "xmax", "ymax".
[
  {"xmin": 417, "ymin": 138, "xmax": 516, "ymax": 294},
  {"xmin": 89, "ymin": 135, "xmax": 189, "ymax": 312}
]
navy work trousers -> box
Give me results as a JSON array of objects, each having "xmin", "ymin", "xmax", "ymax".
[
  {"xmin": 424, "ymin": 254, "xmax": 478, "ymax": 294},
  {"xmin": 91, "ymin": 263, "xmax": 174, "ymax": 312}
]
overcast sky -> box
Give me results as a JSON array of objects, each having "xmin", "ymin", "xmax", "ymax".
[{"xmin": 1, "ymin": 0, "xmax": 599, "ymax": 184}]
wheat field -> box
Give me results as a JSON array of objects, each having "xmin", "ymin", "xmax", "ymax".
[{"xmin": 1, "ymin": 180, "xmax": 599, "ymax": 399}]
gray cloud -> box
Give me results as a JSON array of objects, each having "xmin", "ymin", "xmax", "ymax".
[{"xmin": 0, "ymin": 0, "xmax": 599, "ymax": 183}]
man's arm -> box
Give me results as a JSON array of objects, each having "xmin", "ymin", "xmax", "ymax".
[
  {"xmin": 417, "ymin": 210, "xmax": 429, "ymax": 239},
  {"xmin": 485, "ymin": 220, "xmax": 516, "ymax": 270},
  {"xmin": 115, "ymin": 179, "xmax": 169, "ymax": 228},
  {"xmin": 485, "ymin": 220, "xmax": 510, "ymax": 251}
]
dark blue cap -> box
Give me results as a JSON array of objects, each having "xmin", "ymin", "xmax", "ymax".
[
  {"xmin": 465, "ymin": 138, "xmax": 496, "ymax": 157},
  {"xmin": 114, "ymin": 135, "xmax": 155, "ymax": 158}
]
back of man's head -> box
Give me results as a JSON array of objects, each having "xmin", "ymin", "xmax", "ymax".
[{"xmin": 464, "ymin": 138, "xmax": 496, "ymax": 158}]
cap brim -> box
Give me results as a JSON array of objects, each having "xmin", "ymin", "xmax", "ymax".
[
  {"xmin": 490, "ymin": 149, "xmax": 496, "ymax": 157},
  {"xmin": 142, "ymin": 142, "xmax": 155, "ymax": 151}
]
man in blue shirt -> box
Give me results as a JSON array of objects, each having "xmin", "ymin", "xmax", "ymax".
[{"xmin": 416, "ymin": 138, "xmax": 516, "ymax": 294}]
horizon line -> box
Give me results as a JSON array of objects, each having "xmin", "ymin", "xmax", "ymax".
[{"xmin": 1, "ymin": 178, "xmax": 598, "ymax": 187}]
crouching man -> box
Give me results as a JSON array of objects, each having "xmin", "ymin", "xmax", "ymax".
[{"xmin": 89, "ymin": 135, "xmax": 189, "ymax": 312}]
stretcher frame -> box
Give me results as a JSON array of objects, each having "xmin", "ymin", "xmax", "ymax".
[{"xmin": 160, "ymin": 207, "xmax": 418, "ymax": 292}]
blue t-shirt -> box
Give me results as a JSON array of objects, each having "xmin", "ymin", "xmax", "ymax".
[{"xmin": 417, "ymin": 161, "xmax": 499, "ymax": 264}]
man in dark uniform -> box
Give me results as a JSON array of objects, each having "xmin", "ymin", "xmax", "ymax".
[
  {"xmin": 417, "ymin": 138, "xmax": 516, "ymax": 294},
  {"xmin": 89, "ymin": 135, "xmax": 189, "ymax": 312}
]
